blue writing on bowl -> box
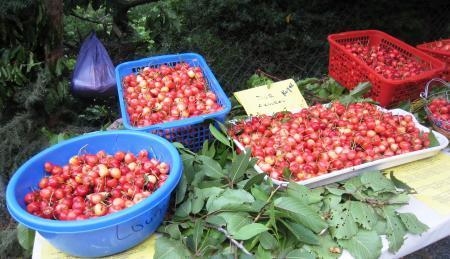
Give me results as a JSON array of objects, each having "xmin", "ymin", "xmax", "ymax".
[{"xmin": 116, "ymin": 207, "xmax": 161, "ymax": 240}]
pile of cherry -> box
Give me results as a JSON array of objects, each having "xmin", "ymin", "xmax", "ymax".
[
  {"xmin": 122, "ymin": 63, "xmax": 223, "ymax": 127},
  {"xmin": 428, "ymin": 98, "xmax": 450, "ymax": 122},
  {"xmin": 344, "ymin": 42, "xmax": 429, "ymax": 80},
  {"xmin": 429, "ymin": 41, "xmax": 450, "ymax": 52},
  {"xmin": 230, "ymin": 102, "xmax": 431, "ymax": 182},
  {"xmin": 24, "ymin": 150, "xmax": 169, "ymax": 220}
]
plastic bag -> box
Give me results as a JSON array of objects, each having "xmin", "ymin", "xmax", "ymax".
[{"xmin": 71, "ymin": 32, "xmax": 116, "ymax": 97}]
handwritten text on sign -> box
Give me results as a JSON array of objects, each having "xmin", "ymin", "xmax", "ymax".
[{"xmin": 234, "ymin": 79, "xmax": 308, "ymax": 115}]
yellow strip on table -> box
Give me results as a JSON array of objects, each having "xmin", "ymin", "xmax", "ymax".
[
  {"xmin": 40, "ymin": 234, "xmax": 157, "ymax": 259},
  {"xmin": 386, "ymin": 152, "xmax": 450, "ymax": 216}
]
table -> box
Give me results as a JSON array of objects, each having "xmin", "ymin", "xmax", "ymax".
[{"xmin": 32, "ymin": 150, "xmax": 450, "ymax": 259}]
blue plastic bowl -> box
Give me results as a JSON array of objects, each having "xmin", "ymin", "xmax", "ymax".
[{"xmin": 6, "ymin": 130, "xmax": 182, "ymax": 257}]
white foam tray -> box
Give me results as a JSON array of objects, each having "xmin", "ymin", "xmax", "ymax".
[{"xmin": 233, "ymin": 108, "xmax": 449, "ymax": 188}]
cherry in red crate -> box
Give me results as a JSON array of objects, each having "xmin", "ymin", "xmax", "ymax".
[
  {"xmin": 429, "ymin": 41, "xmax": 450, "ymax": 52},
  {"xmin": 328, "ymin": 30, "xmax": 445, "ymax": 107},
  {"xmin": 417, "ymin": 39, "xmax": 450, "ymax": 81},
  {"xmin": 230, "ymin": 102, "xmax": 430, "ymax": 182},
  {"xmin": 345, "ymin": 43, "xmax": 429, "ymax": 80},
  {"xmin": 122, "ymin": 63, "xmax": 223, "ymax": 128},
  {"xmin": 24, "ymin": 149, "xmax": 169, "ymax": 220}
]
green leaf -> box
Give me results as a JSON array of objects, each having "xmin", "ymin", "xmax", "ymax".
[
  {"xmin": 286, "ymin": 248, "xmax": 315, "ymax": 259},
  {"xmin": 383, "ymin": 207, "xmax": 406, "ymax": 252},
  {"xmin": 174, "ymin": 142, "xmax": 196, "ymax": 156},
  {"xmin": 229, "ymin": 148, "xmax": 251, "ymax": 184},
  {"xmin": 208, "ymin": 143, "xmax": 217, "ymax": 158},
  {"xmin": 259, "ymin": 231, "xmax": 277, "ymax": 250},
  {"xmin": 318, "ymin": 88, "xmax": 329, "ymax": 98},
  {"xmin": 239, "ymin": 254, "xmax": 255, "ymax": 259},
  {"xmin": 243, "ymin": 173, "xmax": 266, "ymax": 190},
  {"xmin": 175, "ymin": 174, "xmax": 187, "ymax": 205},
  {"xmin": 338, "ymin": 230, "xmax": 382, "ymax": 259},
  {"xmin": 328, "ymin": 201, "xmax": 358, "ymax": 239},
  {"xmin": 194, "ymin": 187, "xmax": 223, "ymax": 214},
  {"xmin": 201, "ymin": 140, "xmax": 211, "ymax": 156},
  {"xmin": 159, "ymin": 224, "xmax": 182, "ymax": 239},
  {"xmin": 360, "ymin": 171, "xmax": 396, "ymax": 193},
  {"xmin": 282, "ymin": 167, "xmax": 293, "ymax": 180},
  {"xmin": 193, "ymin": 219, "xmax": 204, "ymax": 251},
  {"xmin": 206, "ymin": 215, "xmax": 226, "ymax": 227},
  {"xmin": 287, "ymin": 182, "xmax": 322, "ymax": 204},
  {"xmin": 154, "ymin": 236, "xmax": 191, "ymax": 259},
  {"xmin": 343, "ymin": 177, "xmax": 363, "ymax": 193},
  {"xmin": 322, "ymin": 194, "xmax": 342, "ymax": 212},
  {"xmin": 246, "ymin": 74, "xmax": 273, "ymax": 88},
  {"xmin": 198, "ymin": 179, "xmax": 223, "ymax": 188},
  {"xmin": 338, "ymin": 95, "xmax": 355, "ymax": 106},
  {"xmin": 387, "ymin": 192, "xmax": 410, "ymax": 204},
  {"xmin": 17, "ymin": 224, "xmax": 35, "ymax": 251},
  {"xmin": 374, "ymin": 219, "xmax": 387, "ymax": 235},
  {"xmin": 198, "ymin": 155, "xmax": 224, "ymax": 179},
  {"xmin": 196, "ymin": 187, "xmax": 224, "ymax": 199},
  {"xmin": 303, "ymin": 233, "xmax": 341, "ymax": 259},
  {"xmin": 232, "ymin": 223, "xmax": 268, "ymax": 240},
  {"xmin": 218, "ymin": 212, "xmax": 252, "ymax": 235},
  {"xmin": 349, "ymin": 82, "xmax": 371, "ymax": 97},
  {"xmin": 274, "ymin": 197, "xmax": 327, "ymax": 233},
  {"xmin": 211, "ymin": 254, "xmax": 233, "ymax": 259},
  {"xmin": 199, "ymin": 139, "xmax": 216, "ymax": 158},
  {"xmin": 396, "ymin": 101, "xmax": 412, "ymax": 112},
  {"xmin": 309, "ymin": 188, "xmax": 325, "ymax": 204},
  {"xmin": 247, "ymin": 199, "xmax": 267, "ymax": 212},
  {"xmin": 206, "ymin": 189, "xmax": 254, "ymax": 213},
  {"xmin": 428, "ymin": 130, "xmax": 440, "ymax": 147},
  {"xmin": 56, "ymin": 133, "xmax": 69, "ymax": 143},
  {"xmin": 256, "ymin": 245, "xmax": 272, "ymax": 259},
  {"xmin": 181, "ymin": 154, "xmax": 196, "ymax": 183},
  {"xmin": 297, "ymin": 77, "xmax": 320, "ymax": 87},
  {"xmin": 330, "ymin": 82, "xmax": 345, "ymax": 97},
  {"xmin": 388, "ymin": 172, "xmax": 417, "ymax": 194},
  {"xmin": 191, "ymin": 195, "xmax": 205, "ymax": 214},
  {"xmin": 210, "ymin": 124, "xmax": 231, "ymax": 147},
  {"xmin": 325, "ymin": 186, "xmax": 346, "ymax": 196},
  {"xmin": 398, "ymin": 213, "xmax": 428, "ymax": 234},
  {"xmin": 281, "ymin": 220, "xmax": 320, "ymax": 245},
  {"xmin": 217, "ymin": 121, "xmax": 229, "ymax": 135},
  {"xmin": 175, "ymin": 199, "xmax": 192, "ymax": 217},
  {"xmin": 251, "ymin": 186, "xmax": 269, "ymax": 201},
  {"xmin": 350, "ymin": 201, "xmax": 377, "ymax": 230}
]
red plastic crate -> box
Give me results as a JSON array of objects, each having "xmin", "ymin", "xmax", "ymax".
[
  {"xmin": 328, "ymin": 30, "xmax": 446, "ymax": 107},
  {"xmin": 417, "ymin": 39, "xmax": 450, "ymax": 81}
]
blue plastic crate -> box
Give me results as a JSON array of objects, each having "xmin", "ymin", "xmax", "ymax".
[{"xmin": 115, "ymin": 53, "xmax": 231, "ymax": 151}]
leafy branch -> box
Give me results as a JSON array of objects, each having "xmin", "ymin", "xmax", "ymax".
[{"xmin": 155, "ymin": 125, "xmax": 428, "ymax": 259}]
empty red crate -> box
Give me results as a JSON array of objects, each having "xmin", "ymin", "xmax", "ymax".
[
  {"xmin": 328, "ymin": 30, "xmax": 445, "ymax": 107},
  {"xmin": 417, "ymin": 39, "xmax": 450, "ymax": 81}
]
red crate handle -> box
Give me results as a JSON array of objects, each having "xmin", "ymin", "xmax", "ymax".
[{"xmin": 420, "ymin": 78, "xmax": 450, "ymax": 99}]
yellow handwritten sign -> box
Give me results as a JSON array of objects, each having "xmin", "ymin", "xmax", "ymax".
[
  {"xmin": 39, "ymin": 234, "xmax": 157, "ymax": 259},
  {"xmin": 386, "ymin": 152, "xmax": 450, "ymax": 216},
  {"xmin": 234, "ymin": 79, "xmax": 308, "ymax": 115}
]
